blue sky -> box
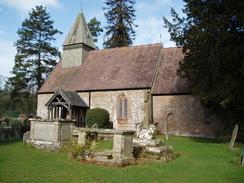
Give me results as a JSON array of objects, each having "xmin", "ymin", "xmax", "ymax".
[{"xmin": 0, "ymin": 0, "xmax": 184, "ymax": 77}]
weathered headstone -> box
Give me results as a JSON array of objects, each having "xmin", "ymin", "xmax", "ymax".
[
  {"xmin": 229, "ymin": 124, "xmax": 238, "ymax": 149},
  {"xmin": 165, "ymin": 132, "xmax": 169, "ymax": 141},
  {"xmin": 23, "ymin": 131, "xmax": 30, "ymax": 143},
  {"xmin": 77, "ymin": 131, "xmax": 87, "ymax": 145},
  {"xmin": 135, "ymin": 124, "xmax": 156, "ymax": 140}
]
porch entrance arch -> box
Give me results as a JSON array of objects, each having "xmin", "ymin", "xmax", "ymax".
[{"xmin": 46, "ymin": 88, "xmax": 88, "ymax": 127}]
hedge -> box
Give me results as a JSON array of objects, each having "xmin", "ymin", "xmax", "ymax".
[{"xmin": 85, "ymin": 108, "xmax": 109, "ymax": 128}]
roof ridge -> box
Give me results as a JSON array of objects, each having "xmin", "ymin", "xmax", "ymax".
[
  {"xmin": 164, "ymin": 47, "xmax": 182, "ymax": 49},
  {"xmin": 90, "ymin": 43, "xmax": 162, "ymax": 53}
]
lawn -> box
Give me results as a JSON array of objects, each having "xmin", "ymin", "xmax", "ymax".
[{"xmin": 0, "ymin": 137, "xmax": 243, "ymax": 183}]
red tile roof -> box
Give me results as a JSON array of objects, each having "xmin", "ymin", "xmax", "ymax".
[
  {"xmin": 152, "ymin": 47, "xmax": 190, "ymax": 94},
  {"xmin": 38, "ymin": 43, "xmax": 162, "ymax": 93}
]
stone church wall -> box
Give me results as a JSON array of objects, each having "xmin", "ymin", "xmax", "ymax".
[
  {"xmin": 37, "ymin": 94, "xmax": 53, "ymax": 119},
  {"xmin": 77, "ymin": 92, "xmax": 90, "ymax": 105},
  {"xmin": 37, "ymin": 90, "xmax": 149, "ymax": 130},
  {"xmin": 90, "ymin": 90, "xmax": 148, "ymax": 130},
  {"xmin": 153, "ymin": 95, "xmax": 221, "ymax": 138}
]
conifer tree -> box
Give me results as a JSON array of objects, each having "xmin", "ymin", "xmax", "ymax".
[
  {"xmin": 88, "ymin": 17, "xmax": 103, "ymax": 43},
  {"xmin": 163, "ymin": 0, "xmax": 244, "ymax": 123},
  {"xmin": 6, "ymin": 5, "xmax": 61, "ymax": 114},
  {"xmin": 8, "ymin": 5, "xmax": 62, "ymax": 91},
  {"xmin": 103, "ymin": 0, "xmax": 137, "ymax": 48}
]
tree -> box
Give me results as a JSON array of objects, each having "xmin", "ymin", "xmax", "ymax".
[
  {"xmin": 6, "ymin": 5, "xmax": 61, "ymax": 115},
  {"xmin": 88, "ymin": 17, "xmax": 103, "ymax": 43},
  {"xmin": 163, "ymin": 1, "xmax": 244, "ymax": 123},
  {"xmin": 103, "ymin": 0, "xmax": 137, "ymax": 48},
  {"xmin": 8, "ymin": 5, "xmax": 62, "ymax": 91},
  {"xmin": 0, "ymin": 75, "xmax": 7, "ymax": 91},
  {"xmin": 0, "ymin": 76, "xmax": 9, "ymax": 117}
]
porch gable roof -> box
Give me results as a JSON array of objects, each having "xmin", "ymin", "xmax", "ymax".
[{"xmin": 45, "ymin": 88, "xmax": 88, "ymax": 108}]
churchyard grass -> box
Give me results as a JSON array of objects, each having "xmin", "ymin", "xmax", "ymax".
[
  {"xmin": 0, "ymin": 136, "xmax": 243, "ymax": 183},
  {"xmin": 94, "ymin": 139, "xmax": 113, "ymax": 151}
]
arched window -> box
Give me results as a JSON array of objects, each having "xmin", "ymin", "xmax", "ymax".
[{"xmin": 117, "ymin": 94, "xmax": 128, "ymax": 120}]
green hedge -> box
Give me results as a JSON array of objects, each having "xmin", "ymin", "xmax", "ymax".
[
  {"xmin": 85, "ymin": 108, "xmax": 109, "ymax": 128},
  {"xmin": 6, "ymin": 111, "xmax": 20, "ymax": 118}
]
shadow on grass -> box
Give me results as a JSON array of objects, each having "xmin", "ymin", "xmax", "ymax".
[
  {"xmin": 165, "ymin": 135, "xmax": 220, "ymax": 144},
  {"xmin": 187, "ymin": 137, "xmax": 220, "ymax": 144},
  {"xmin": 0, "ymin": 139, "xmax": 22, "ymax": 146}
]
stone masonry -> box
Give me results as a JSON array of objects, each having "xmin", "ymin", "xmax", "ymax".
[
  {"xmin": 37, "ymin": 94, "xmax": 53, "ymax": 119},
  {"xmin": 76, "ymin": 128, "xmax": 135, "ymax": 166},
  {"xmin": 29, "ymin": 119, "xmax": 73, "ymax": 150},
  {"xmin": 90, "ymin": 90, "xmax": 148, "ymax": 130},
  {"xmin": 37, "ymin": 89, "xmax": 149, "ymax": 130},
  {"xmin": 153, "ymin": 95, "xmax": 221, "ymax": 138}
]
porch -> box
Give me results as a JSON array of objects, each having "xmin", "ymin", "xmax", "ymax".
[{"xmin": 46, "ymin": 88, "xmax": 88, "ymax": 127}]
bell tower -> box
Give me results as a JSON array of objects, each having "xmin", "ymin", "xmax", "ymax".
[{"xmin": 62, "ymin": 12, "xmax": 95, "ymax": 68}]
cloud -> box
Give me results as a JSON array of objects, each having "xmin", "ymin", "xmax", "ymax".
[
  {"xmin": 0, "ymin": 40, "xmax": 16, "ymax": 77},
  {"xmin": 133, "ymin": 0, "xmax": 182, "ymax": 47},
  {"xmin": 0, "ymin": 0, "xmax": 63, "ymax": 77},
  {"xmin": 0, "ymin": 0, "xmax": 62, "ymax": 14},
  {"xmin": 90, "ymin": 0, "xmax": 182, "ymax": 48},
  {"xmin": 136, "ymin": 0, "xmax": 173, "ymax": 14},
  {"xmin": 134, "ymin": 16, "xmax": 175, "ymax": 48}
]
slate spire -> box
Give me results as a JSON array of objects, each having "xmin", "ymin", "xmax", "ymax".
[
  {"xmin": 62, "ymin": 12, "xmax": 95, "ymax": 68},
  {"xmin": 63, "ymin": 12, "xmax": 95, "ymax": 48}
]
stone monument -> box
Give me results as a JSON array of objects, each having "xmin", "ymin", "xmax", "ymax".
[{"xmin": 229, "ymin": 124, "xmax": 238, "ymax": 149}]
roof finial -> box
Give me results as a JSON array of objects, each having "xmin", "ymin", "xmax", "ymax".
[
  {"xmin": 160, "ymin": 34, "xmax": 162, "ymax": 44},
  {"xmin": 80, "ymin": 0, "xmax": 83, "ymax": 12}
]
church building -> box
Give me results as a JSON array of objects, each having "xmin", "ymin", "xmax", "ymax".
[{"xmin": 37, "ymin": 12, "xmax": 221, "ymax": 138}]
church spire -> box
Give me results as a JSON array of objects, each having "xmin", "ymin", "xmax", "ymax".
[
  {"xmin": 63, "ymin": 12, "xmax": 95, "ymax": 49},
  {"xmin": 62, "ymin": 12, "xmax": 95, "ymax": 68}
]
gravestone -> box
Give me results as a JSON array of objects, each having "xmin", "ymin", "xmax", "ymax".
[
  {"xmin": 165, "ymin": 132, "xmax": 169, "ymax": 140},
  {"xmin": 229, "ymin": 124, "xmax": 238, "ymax": 149},
  {"xmin": 23, "ymin": 131, "xmax": 30, "ymax": 143},
  {"xmin": 77, "ymin": 131, "xmax": 87, "ymax": 145}
]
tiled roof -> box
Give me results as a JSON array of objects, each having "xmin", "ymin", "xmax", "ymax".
[
  {"xmin": 152, "ymin": 47, "xmax": 190, "ymax": 94},
  {"xmin": 60, "ymin": 89, "xmax": 88, "ymax": 107},
  {"xmin": 46, "ymin": 88, "xmax": 88, "ymax": 107},
  {"xmin": 39, "ymin": 43, "xmax": 162, "ymax": 93}
]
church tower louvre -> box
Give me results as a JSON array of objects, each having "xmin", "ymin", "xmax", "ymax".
[{"xmin": 62, "ymin": 12, "xmax": 95, "ymax": 68}]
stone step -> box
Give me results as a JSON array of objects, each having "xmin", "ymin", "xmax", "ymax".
[
  {"xmin": 133, "ymin": 138, "xmax": 164, "ymax": 147},
  {"xmin": 145, "ymin": 146, "xmax": 172, "ymax": 154},
  {"xmin": 94, "ymin": 150, "xmax": 113, "ymax": 160}
]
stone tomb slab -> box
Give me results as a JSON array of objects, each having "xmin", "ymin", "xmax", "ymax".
[{"xmin": 76, "ymin": 128, "xmax": 135, "ymax": 166}]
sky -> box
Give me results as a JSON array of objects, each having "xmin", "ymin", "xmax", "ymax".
[{"xmin": 0, "ymin": 0, "xmax": 184, "ymax": 77}]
